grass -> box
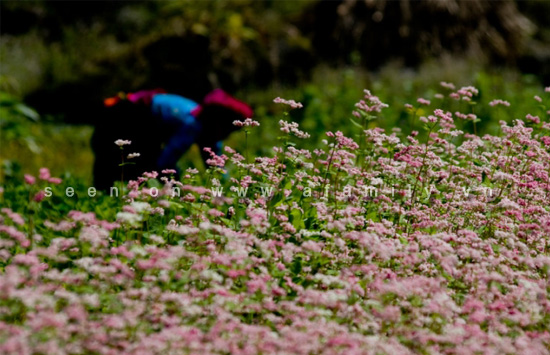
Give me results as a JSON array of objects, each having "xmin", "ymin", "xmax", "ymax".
[{"xmin": 1, "ymin": 123, "xmax": 94, "ymax": 184}]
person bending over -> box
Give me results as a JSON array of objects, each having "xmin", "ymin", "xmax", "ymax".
[{"xmin": 91, "ymin": 88, "xmax": 253, "ymax": 190}]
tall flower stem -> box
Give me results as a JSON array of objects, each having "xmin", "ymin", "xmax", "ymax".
[
  {"xmin": 245, "ymin": 129, "xmax": 250, "ymax": 166},
  {"xmin": 120, "ymin": 148, "xmax": 125, "ymax": 189},
  {"xmin": 406, "ymin": 123, "xmax": 436, "ymax": 236},
  {"xmin": 321, "ymin": 141, "xmax": 336, "ymax": 199},
  {"xmin": 355, "ymin": 114, "xmax": 367, "ymax": 168}
]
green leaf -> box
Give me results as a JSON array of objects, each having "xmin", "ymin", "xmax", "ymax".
[
  {"xmin": 349, "ymin": 118, "xmax": 363, "ymax": 128},
  {"xmin": 291, "ymin": 257, "xmax": 302, "ymax": 275},
  {"xmin": 290, "ymin": 209, "xmax": 305, "ymax": 230},
  {"xmin": 168, "ymin": 201, "xmax": 185, "ymax": 209},
  {"xmin": 14, "ymin": 103, "xmax": 39, "ymax": 121}
]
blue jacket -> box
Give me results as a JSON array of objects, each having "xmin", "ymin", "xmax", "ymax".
[{"xmin": 151, "ymin": 94, "xmax": 221, "ymax": 171}]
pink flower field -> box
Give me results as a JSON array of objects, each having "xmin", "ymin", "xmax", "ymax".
[{"xmin": 1, "ymin": 85, "xmax": 550, "ymax": 354}]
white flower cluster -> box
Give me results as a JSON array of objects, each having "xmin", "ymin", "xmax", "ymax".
[
  {"xmin": 273, "ymin": 97, "xmax": 303, "ymax": 109},
  {"xmin": 279, "ymin": 120, "xmax": 310, "ymax": 139},
  {"xmin": 233, "ymin": 118, "xmax": 260, "ymax": 127},
  {"xmin": 114, "ymin": 139, "xmax": 132, "ymax": 147}
]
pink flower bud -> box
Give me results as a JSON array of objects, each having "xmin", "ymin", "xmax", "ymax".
[
  {"xmin": 39, "ymin": 168, "xmax": 51, "ymax": 180},
  {"xmin": 417, "ymin": 98, "xmax": 431, "ymax": 105},
  {"xmin": 33, "ymin": 190, "xmax": 46, "ymax": 202},
  {"xmin": 24, "ymin": 174, "xmax": 36, "ymax": 185},
  {"xmin": 48, "ymin": 177, "xmax": 62, "ymax": 184}
]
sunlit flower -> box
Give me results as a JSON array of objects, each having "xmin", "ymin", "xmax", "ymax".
[
  {"xmin": 233, "ymin": 118, "xmax": 260, "ymax": 127},
  {"xmin": 114, "ymin": 139, "xmax": 132, "ymax": 146}
]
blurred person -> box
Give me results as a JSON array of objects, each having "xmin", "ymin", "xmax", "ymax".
[{"xmin": 91, "ymin": 88, "xmax": 253, "ymax": 190}]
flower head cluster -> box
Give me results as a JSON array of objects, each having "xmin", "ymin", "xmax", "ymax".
[
  {"xmin": 114, "ymin": 139, "xmax": 132, "ymax": 147},
  {"xmin": 440, "ymin": 81, "xmax": 456, "ymax": 90},
  {"xmin": 274, "ymin": 97, "xmax": 303, "ymax": 109},
  {"xmin": 203, "ymin": 147, "xmax": 228, "ymax": 167},
  {"xmin": 353, "ymin": 89, "xmax": 388, "ymax": 115},
  {"xmin": 417, "ymin": 98, "xmax": 431, "ymax": 106},
  {"xmin": 450, "ymin": 86, "xmax": 479, "ymax": 101},
  {"xmin": 279, "ymin": 120, "xmax": 310, "ymax": 138},
  {"xmin": 233, "ymin": 118, "xmax": 260, "ymax": 127},
  {"xmin": 489, "ymin": 99, "xmax": 511, "ymax": 107}
]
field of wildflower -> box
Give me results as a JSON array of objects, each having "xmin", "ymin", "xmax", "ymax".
[{"xmin": 1, "ymin": 83, "xmax": 550, "ymax": 354}]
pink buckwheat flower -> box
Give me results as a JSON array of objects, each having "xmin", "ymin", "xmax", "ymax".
[
  {"xmin": 354, "ymin": 89, "xmax": 389, "ymax": 114},
  {"xmin": 39, "ymin": 167, "xmax": 51, "ymax": 180},
  {"xmin": 440, "ymin": 81, "xmax": 456, "ymax": 90},
  {"xmin": 274, "ymin": 97, "xmax": 303, "ymax": 109},
  {"xmin": 233, "ymin": 118, "xmax": 260, "ymax": 127},
  {"xmin": 526, "ymin": 114, "xmax": 540, "ymax": 124},
  {"xmin": 417, "ymin": 98, "xmax": 431, "ymax": 105},
  {"xmin": 33, "ymin": 190, "xmax": 46, "ymax": 202},
  {"xmin": 489, "ymin": 99, "xmax": 510, "ymax": 107},
  {"xmin": 24, "ymin": 174, "xmax": 36, "ymax": 185},
  {"xmin": 279, "ymin": 120, "xmax": 310, "ymax": 138},
  {"xmin": 142, "ymin": 171, "xmax": 158, "ymax": 179},
  {"xmin": 1, "ymin": 208, "xmax": 24, "ymax": 225},
  {"xmin": 48, "ymin": 177, "xmax": 62, "ymax": 184}
]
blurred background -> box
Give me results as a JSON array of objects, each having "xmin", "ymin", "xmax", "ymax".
[{"xmin": 1, "ymin": 0, "xmax": 549, "ymax": 184}]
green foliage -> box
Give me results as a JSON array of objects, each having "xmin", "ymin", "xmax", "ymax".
[
  {"xmin": 2, "ymin": 61, "xmax": 548, "ymax": 184},
  {"xmin": 0, "ymin": 87, "xmax": 40, "ymax": 148}
]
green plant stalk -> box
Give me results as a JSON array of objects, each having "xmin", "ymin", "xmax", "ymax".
[
  {"xmin": 321, "ymin": 141, "xmax": 336, "ymax": 198},
  {"xmin": 355, "ymin": 112, "xmax": 367, "ymax": 167},
  {"xmin": 245, "ymin": 129, "xmax": 250, "ymax": 166},
  {"xmin": 406, "ymin": 122, "xmax": 437, "ymax": 236},
  {"xmin": 120, "ymin": 148, "xmax": 125, "ymax": 189}
]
